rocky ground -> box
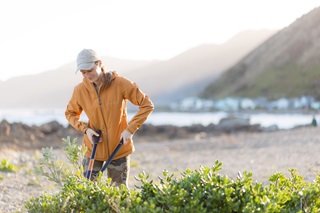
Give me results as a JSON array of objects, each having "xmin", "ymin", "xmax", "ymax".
[{"xmin": 1, "ymin": 126, "xmax": 320, "ymax": 212}]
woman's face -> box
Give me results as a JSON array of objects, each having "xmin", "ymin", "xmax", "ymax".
[{"xmin": 80, "ymin": 62, "xmax": 102, "ymax": 83}]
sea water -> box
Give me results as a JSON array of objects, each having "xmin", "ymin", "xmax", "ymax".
[{"xmin": 0, "ymin": 108, "xmax": 316, "ymax": 130}]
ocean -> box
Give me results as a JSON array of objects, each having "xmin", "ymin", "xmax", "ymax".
[{"xmin": 0, "ymin": 108, "xmax": 317, "ymax": 130}]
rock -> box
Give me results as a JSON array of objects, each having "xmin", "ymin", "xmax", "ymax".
[
  {"xmin": 39, "ymin": 121, "xmax": 63, "ymax": 134},
  {"xmin": 0, "ymin": 120, "xmax": 10, "ymax": 136},
  {"xmin": 218, "ymin": 116, "xmax": 250, "ymax": 128},
  {"xmin": 263, "ymin": 124, "xmax": 279, "ymax": 131},
  {"xmin": 0, "ymin": 117, "xmax": 278, "ymax": 148},
  {"xmin": 0, "ymin": 120, "xmax": 83, "ymax": 149},
  {"xmin": 215, "ymin": 116, "xmax": 252, "ymax": 133},
  {"xmin": 137, "ymin": 124, "xmax": 190, "ymax": 140}
]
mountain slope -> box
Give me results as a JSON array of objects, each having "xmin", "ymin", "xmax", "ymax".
[
  {"xmin": 201, "ymin": 7, "xmax": 320, "ymax": 100},
  {"xmin": 125, "ymin": 30, "xmax": 276, "ymax": 105}
]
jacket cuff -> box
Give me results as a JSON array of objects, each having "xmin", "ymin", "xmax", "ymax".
[
  {"xmin": 126, "ymin": 126, "xmax": 136, "ymax": 134},
  {"xmin": 79, "ymin": 121, "xmax": 88, "ymax": 133}
]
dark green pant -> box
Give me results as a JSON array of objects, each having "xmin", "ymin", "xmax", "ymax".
[{"xmin": 82, "ymin": 155, "xmax": 130, "ymax": 187}]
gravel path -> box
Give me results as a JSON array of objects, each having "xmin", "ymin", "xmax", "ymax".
[{"xmin": 1, "ymin": 126, "xmax": 320, "ymax": 212}]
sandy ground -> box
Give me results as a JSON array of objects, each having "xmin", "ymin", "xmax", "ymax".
[
  {"xmin": 133, "ymin": 126, "xmax": 320, "ymax": 184},
  {"xmin": 1, "ymin": 126, "xmax": 320, "ymax": 212}
]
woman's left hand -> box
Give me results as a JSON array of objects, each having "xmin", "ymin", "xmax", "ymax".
[{"xmin": 120, "ymin": 130, "xmax": 133, "ymax": 144}]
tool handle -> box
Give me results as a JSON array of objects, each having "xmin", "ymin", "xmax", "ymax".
[
  {"xmin": 85, "ymin": 129, "xmax": 101, "ymax": 180},
  {"xmin": 92, "ymin": 129, "xmax": 102, "ymax": 144},
  {"xmin": 85, "ymin": 142, "xmax": 98, "ymax": 179},
  {"xmin": 100, "ymin": 138, "xmax": 124, "ymax": 173}
]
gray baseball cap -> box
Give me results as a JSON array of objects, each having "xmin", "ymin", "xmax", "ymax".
[{"xmin": 76, "ymin": 49, "xmax": 101, "ymax": 72}]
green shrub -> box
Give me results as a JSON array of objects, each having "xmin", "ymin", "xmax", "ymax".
[
  {"xmin": 25, "ymin": 137, "xmax": 320, "ymax": 212},
  {"xmin": 33, "ymin": 137, "xmax": 85, "ymax": 186},
  {"xmin": 0, "ymin": 158, "xmax": 18, "ymax": 172}
]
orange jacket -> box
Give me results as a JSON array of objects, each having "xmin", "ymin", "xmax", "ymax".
[{"xmin": 65, "ymin": 71, "xmax": 154, "ymax": 161}]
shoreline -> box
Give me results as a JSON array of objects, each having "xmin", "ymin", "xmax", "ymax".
[{"xmin": 0, "ymin": 109, "xmax": 318, "ymax": 129}]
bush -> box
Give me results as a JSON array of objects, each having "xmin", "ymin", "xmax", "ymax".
[
  {"xmin": 25, "ymin": 138, "xmax": 320, "ymax": 212},
  {"xmin": 0, "ymin": 158, "xmax": 18, "ymax": 172},
  {"xmin": 33, "ymin": 136, "xmax": 85, "ymax": 186}
]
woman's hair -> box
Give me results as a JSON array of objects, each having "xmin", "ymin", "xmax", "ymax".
[{"xmin": 99, "ymin": 62, "xmax": 113, "ymax": 89}]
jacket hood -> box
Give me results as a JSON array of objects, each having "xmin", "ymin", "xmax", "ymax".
[{"xmin": 82, "ymin": 71, "xmax": 118, "ymax": 91}]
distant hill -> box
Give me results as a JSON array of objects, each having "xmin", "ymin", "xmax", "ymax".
[
  {"xmin": 125, "ymin": 30, "xmax": 276, "ymax": 105},
  {"xmin": 0, "ymin": 30, "xmax": 276, "ymax": 109},
  {"xmin": 200, "ymin": 7, "xmax": 320, "ymax": 100},
  {"xmin": 0, "ymin": 58, "xmax": 156, "ymax": 108}
]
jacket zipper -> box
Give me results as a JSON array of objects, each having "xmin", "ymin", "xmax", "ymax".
[
  {"xmin": 93, "ymin": 82, "xmax": 111, "ymax": 158},
  {"xmin": 97, "ymin": 93, "xmax": 111, "ymax": 157}
]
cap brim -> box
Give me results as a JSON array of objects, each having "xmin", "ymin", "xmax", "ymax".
[{"xmin": 76, "ymin": 62, "xmax": 95, "ymax": 73}]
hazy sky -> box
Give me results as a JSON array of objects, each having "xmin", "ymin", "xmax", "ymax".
[{"xmin": 1, "ymin": 0, "xmax": 320, "ymax": 81}]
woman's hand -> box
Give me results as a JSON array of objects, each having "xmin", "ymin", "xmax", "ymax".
[
  {"xmin": 85, "ymin": 128, "xmax": 102, "ymax": 144},
  {"xmin": 120, "ymin": 130, "xmax": 133, "ymax": 144}
]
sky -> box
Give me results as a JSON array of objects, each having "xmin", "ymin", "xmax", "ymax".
[{"xmin": 0, "ymin": 0, "xmax": 320, "ymax": 81}]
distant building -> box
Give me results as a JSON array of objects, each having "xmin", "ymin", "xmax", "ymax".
[
  {"xmin": 172, "ymin": 95, "xmax": 318, "ymax": 112},
  {"xmin": 214, "ymin": 98, "xmax": 239, "ymax": 111},
  {"xmin": 178, "ymin": 97, "xmax": 214, "ymax": 111},
  {"xmin": 276, "ymin": 98, "xmax": 290, "ymax": 110},
  {"xmin": 240, "ymin": 98, "xmax": 256, "ymax": 110},
  {"xmin": 311, "ymin": 102, "xmax": 320, "ymax": 110},
  {"xmin": 179, "ymin": 97, "xmax": 198, "ymax": 111}
]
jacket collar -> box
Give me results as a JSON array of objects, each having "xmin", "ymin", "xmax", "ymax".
[{"xmin": 82, "ymin": 71, "xmax": 118, "ymax": 91}]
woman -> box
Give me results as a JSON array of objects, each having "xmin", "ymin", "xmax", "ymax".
[{"xmin": 65, "ymin": 49, "xmax": 154, "ymax": 186}]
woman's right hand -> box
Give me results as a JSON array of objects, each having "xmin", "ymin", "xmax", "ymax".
[{"xmin": 85, "ymin": 128, "xmax": 102, "ymax": 144}]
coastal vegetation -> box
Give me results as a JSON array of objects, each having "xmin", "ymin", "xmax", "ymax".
[{"xmin": 24, "ymin": 137, "xmax": 320, "ymax": 212}]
